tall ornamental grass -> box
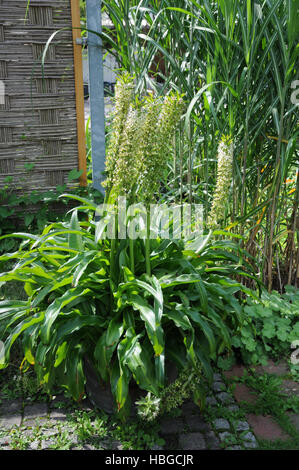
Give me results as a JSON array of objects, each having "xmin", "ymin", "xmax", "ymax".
[{"xmin": 101, "ymin": 0, "xmax": 299, "ymax": 290}]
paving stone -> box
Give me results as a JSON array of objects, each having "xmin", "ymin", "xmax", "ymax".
[
  {"xmin": 218, "ymin": 431, "xmax": 233, "ymax": 443},
  {"xmin": 0, "ymin": 400, "xmax": 22, "ymax": 429},
  {"xmin": 69, "ymin": 434, "xmax": 79, "ymax": 445},
  {"xmin": 255, "ymin": 360, "xmax": 289, "ymax": 376},
  {"xmin": 30, "ymin": 440, "xmax": 40, "ymax": 450},
  {"xmin": 160, "ymin": 418, "xmax": 185, "ymax": 434},
  {"xmin": 227, "ymin": 404, "xmax": 239, "ymax": 412},
  {"xmin": 111, "ymin": 440, "xmax": 123, "ymax": 450},
  {"xmin": 186, "ymin": 415, "xmax": 210, "ymax": 432},
  {"xmin": 83, "ymin": 444, "xmax": 96, "ymax": 450},
  {"xmin": 0, "ymin": 436, "xmax": 10, "ymax": 446},
  {"xmin": 242, "ymin": 432, "xmax": 257, "ymax": 443},
  {"xmin": 213, "ymin": 373, "xmax": 223, "ymax": 381},
  {"xmin": 216, "ymin": 392, "xmax": 234, "ymax": 404},
  {"xmin": 206, "ymin": 396, "xmax": 218, "ymax": 406},
  {"xmin": 287, "ymin": 413, "xmax": 299, "ymax": 431},
  {"xmin": 281, "ymin": 380, "xmax": 299, "ymax": 397},
  {"xmin": 41, "ymin": 439, "xmax": 55, "ymax": 450},
  {"xmin": 223, "ymin": 365, "xmax": 246, "ymax": 381},
  {"xmin": 205, "ymin": 430, "xmax": 220, "ymax": 450},
  {"xmin": 212, "ymin": 381, "xmax": 226, "ymax": 392},
  {"xmin": 235, "ymin": 421, "xmax": 250, "ymax": 432},
  {"xmin": 48, "ymin": 409, "xmax": 69, "ymax": 422},
  {"xmin": 178, "ymin": 432, "xmax": 206, "ymax": 450},
  {"xmin": 41, "ymin": 429, "xmax": 58, "ymax": 438},
  {"xmin": 233, "ymin": 384, "xmax": 258, "ymax": 404},
  {"xmin": 26, "ymin": 416, "xmax": 49, "ymax": 427},
  {"xmin": 0, "ymin": 413, "xmax": 22, "ymax": 429},
  {"xmin": 96, "ymin": 440, "xmax": 110, "ymax": 450},
  {"xmin": 181, "ymin": 400, "xmax": 200, "ymax": 416},
  {"xmin": 23, "ymin": 403, "xmax": 48, "ymax": 426},
  {"xmin": 243, "ymin": 441, "xmax": 258, "ymax": 449},
  {"xmin": 22, "ymin": 429, "xmax": 34, "ymax": 438},
  {"xmin": 213, "ymin": 418, "xmax": 230, "ymax": 431},
  {"xmin": 162, "ymin": 433, "xmax": 179, "ymax": 449},
  {"xmin": 0, "ymin": 399, "xmax": 22, "ymax": 415},
  {"xmin": 246, "ymin": 414, "xmax": 289, "ymax": 441}
]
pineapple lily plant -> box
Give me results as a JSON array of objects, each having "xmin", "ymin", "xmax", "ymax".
[{"xmin": 0, "ymin": 76, "xmax": 260, "ymax": 420}]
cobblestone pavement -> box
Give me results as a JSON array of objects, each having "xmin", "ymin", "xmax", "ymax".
[
  {"xmin": 224, "ymin": 361, "xmax": 299, "ymax": 444},
  {"xmin": 0, "ymin": 362, "xmax": 298, "ymax": 451}
]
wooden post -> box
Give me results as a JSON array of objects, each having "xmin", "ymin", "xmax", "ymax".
[{"xmin": 70, "ymin": 0, "xmax": 87, "ymax": 187}]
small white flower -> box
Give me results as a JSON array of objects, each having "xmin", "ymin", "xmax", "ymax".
[{"xmin": 136, "ymin": 392, "xmax": 161, "ymax": 422}]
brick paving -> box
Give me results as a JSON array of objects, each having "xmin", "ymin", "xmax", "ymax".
[
  {"xmin": 233, "ymin": 383, "xmax": 258, "ymax": 405},
  {"xmin": 223, "ymin": 365, "xmax": 246, "ymax": 380},
  {"xmin": 226, "ymin": 360, "xmax": 299, "ymax": 447},
  {"xmin": 287, "ymin": 413, "xmax": 299, "ymax": 432},
  {"xmin": 0, "ymin": 361, "xmax": 299, "ymax": 450},
  {"xmin": 246, "ymin": 414, "xmax": 290, "ymax": 441},
  {"xmin": 255, "ymin": 360, "xmax": 289, "ymax": 376},
  {"xmin": 281, "ymin": 380, "xmax": 299, "ymax": 397}
]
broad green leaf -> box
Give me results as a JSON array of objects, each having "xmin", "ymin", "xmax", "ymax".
[
  {"xmin": 164, "ymin": 308, "xmax": 193, "ymax": 331},
  {"xmin": 110, "ymin": 358, "xmax": 130, "ymax": 415},
  {"xmin": 65, "ymin": 346, "xmax": 85, "ymax": 401},
  {"xmin": 94, "ymin": 333, "xmax": 110, "ymax": 382},
  {"xmin": 130, "ymin": 295, "xmax": 164, "ymax": 357},
  {"xmin": 68, "ymin": 211, "xmax": 84, "ymax": 251},
  {"xmin": 1, "ymin": 313, "xmax": 44, "ymax": 368},
  {"xmin": 118, "ymin": 328, "xmax": 159, "ymax": 394},
  {"xmin": 184, "ymin": 307, "xmax": 216, "ymax": 356},
  {"xmin": 41, "ymin": 287, "xmax": 91, "ymax": 344},
  {"xmin": 54, "ymin": 342, "xmax": 68, "ymax": 368}
]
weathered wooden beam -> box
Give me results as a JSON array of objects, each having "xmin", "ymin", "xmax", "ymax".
[{"xmin": 70, "ymin": 0, "xmax": 87, "ymax": 187}]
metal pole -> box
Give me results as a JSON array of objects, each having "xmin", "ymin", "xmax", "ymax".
[{"xmin": 86, "ymin": 0, "xmax": 106, "ymax": 193}]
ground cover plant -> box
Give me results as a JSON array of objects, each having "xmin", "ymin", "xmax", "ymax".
[{"xmin": 217, "ymin": 286, "xmax": 299, "ymax": 370}]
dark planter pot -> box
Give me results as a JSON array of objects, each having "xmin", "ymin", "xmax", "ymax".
[
  {"xmin": 83, "ymin": 356, "xmax": 177, "ymax": 416},
  {"xmin": 83, "ymin": 356, "xmax": 115, "ymax": 414}
]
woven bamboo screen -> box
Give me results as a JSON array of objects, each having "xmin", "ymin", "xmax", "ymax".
[{"xmin": 0, "ymin": 0, "xmax": 82, "ymax": 193}]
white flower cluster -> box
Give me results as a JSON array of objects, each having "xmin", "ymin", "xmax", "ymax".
[
  {"xmin": 135, "ymin": 392, "xmax": 161, "ymax": 422},
  {"xmin": 103, "ymin": 73, "xmax": 135, "ymax": 192},
  {"xmin": 208, "ymin": 136, "xmax": 234, "ymax": 228},
  {"xmin": 136, "ymin": 94, "xmax": 185, "ymax": 203},
  {"xmin": 135, "ymin": 366, "xmax": 202, "ymax": 422},
  {"xmin": 102, "ymin": 74, "xmax": 185, "ymax": 204},
  {"xmin": 112, "ymin": 105, "xmax": 141, "ymax": 197},
  {"xmin": 159, "ymin": 366, "xmax": 202, "ymax": 414}
]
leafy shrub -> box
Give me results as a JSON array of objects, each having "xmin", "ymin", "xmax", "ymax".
[
  {"xmin": 0, "ymin": 195, "xmax": 258, "ymax": 419},
  {"xmin": 231, "ymin": 286, "xmax": 299, "ymax": 366},
  {"xmin": 0, "ymin": 177, "xmax": 103, "ymax": 255}
]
